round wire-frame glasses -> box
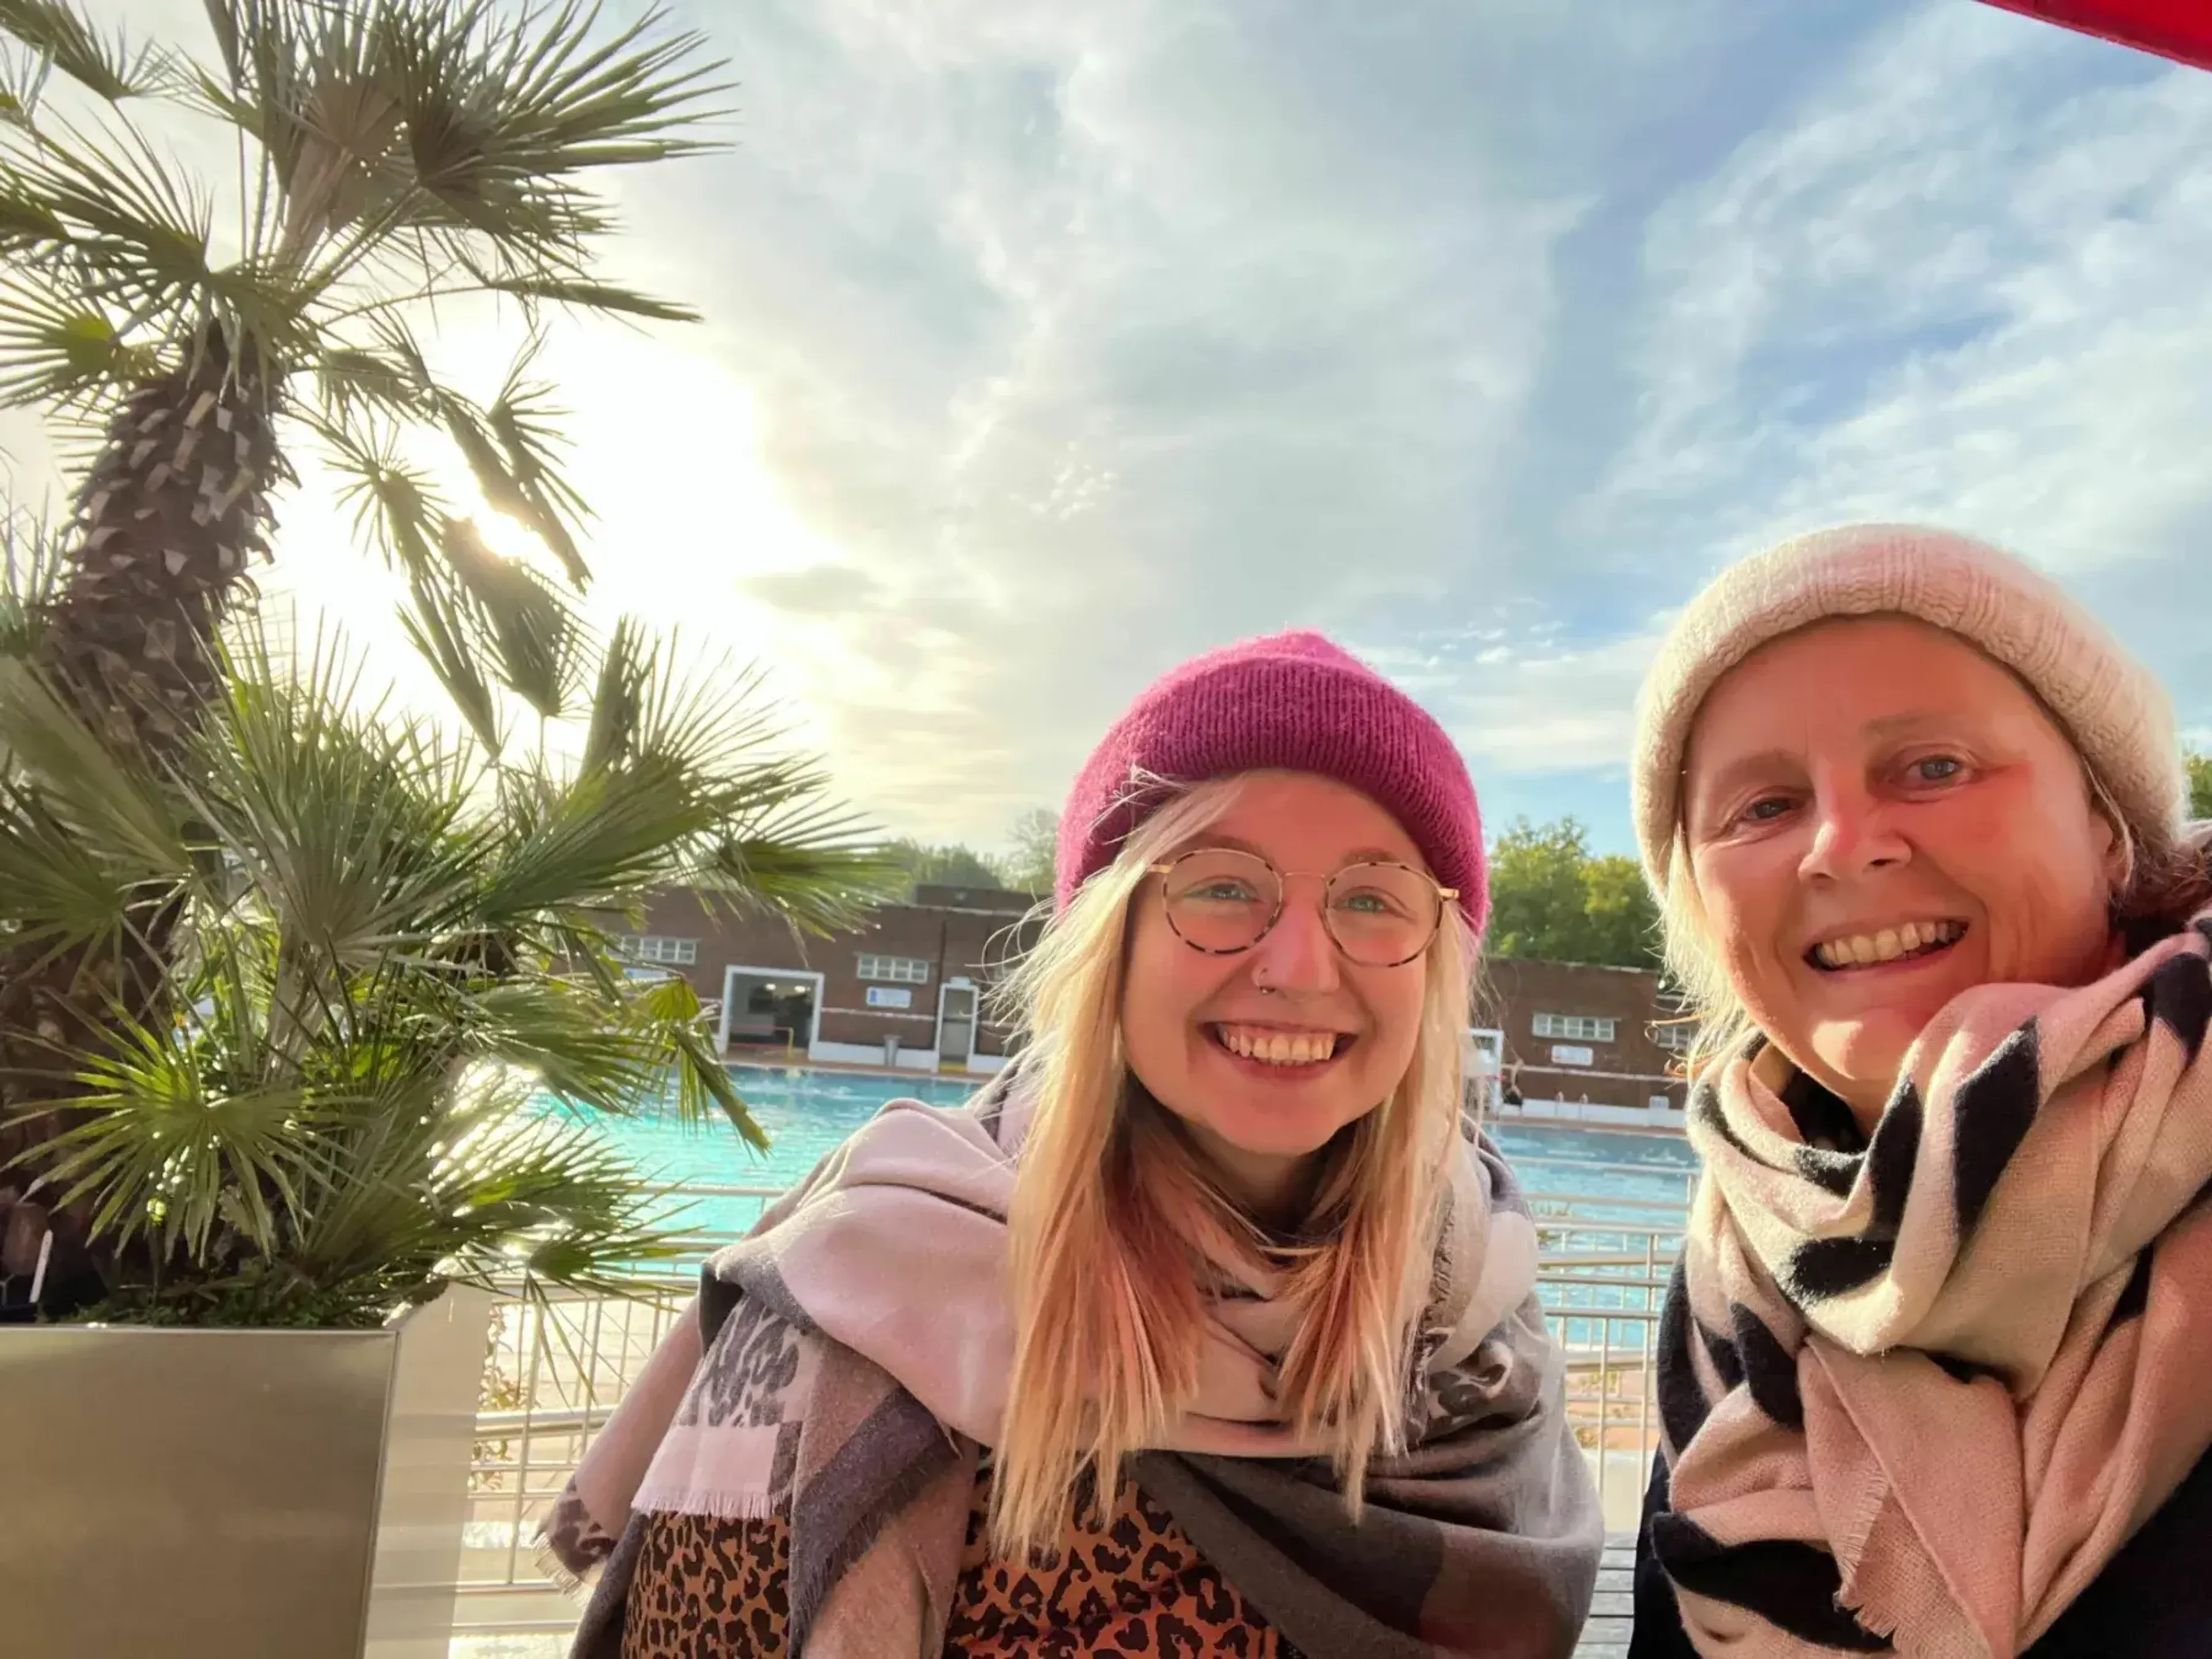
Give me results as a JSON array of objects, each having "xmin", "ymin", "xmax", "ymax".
[{"xmin": 1147, "ymin": 847, "xmax": 1457, "ymax": 969}]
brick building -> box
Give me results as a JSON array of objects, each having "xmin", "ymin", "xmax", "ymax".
[
  {"xmin": 626, "ymin": 884, "xmax": 1044, "ymax": 1074},
  {"xmin": 1474, "ymin": 956, "xmax": 1689, "ymax": 1127}
]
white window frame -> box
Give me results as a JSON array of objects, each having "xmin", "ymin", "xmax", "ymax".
[
  {"xmin": 857, "ymin": 953, "xmax": 931, "ymax": 986},
  {"xmin": 1531, "ymin": 1012, "xmax": 1616, "ymax": 1043},
  {"xmin": 620, "ymin": 934, "xmax": 698, "ymax": 966},
  {"xmin": 1652, "ymin": 1021, "xmax": 1698, "ymax": 1052}
]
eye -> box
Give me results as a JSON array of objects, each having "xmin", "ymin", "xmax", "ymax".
[
  {"xmin": 1184, "ymin": 878, "xmax": 1264, "ymax": 904},
  {"xmin": 1332, "ymin": 886, "xmax": 1404, "ymax": 917},
  {"xmin": 1907, "ymin": 755, "xmax": 1965, "ymax": 786},
  {"xmin": 1736, "ymin": 794, "xmax": 1794, "ymax": 825}
]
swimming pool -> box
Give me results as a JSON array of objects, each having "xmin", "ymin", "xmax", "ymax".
[{"xmin": 581, "ymin": 1063, "xmax": 1699, "ymax": 1241}]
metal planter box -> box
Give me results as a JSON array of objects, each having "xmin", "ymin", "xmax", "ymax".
[{"xmin": 0, "ymin": 1283, "xmax": 494, "ymax": 1658}]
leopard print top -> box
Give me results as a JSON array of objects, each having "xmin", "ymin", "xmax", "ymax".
[{"xmin": 620, "ymin": 1463, "xmax": 1298, "ymax": 1657}]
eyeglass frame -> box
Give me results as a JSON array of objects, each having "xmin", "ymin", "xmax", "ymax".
[{"xmin": 1146, "ymin": 847, "xmax": 1459, "ymax": 969}]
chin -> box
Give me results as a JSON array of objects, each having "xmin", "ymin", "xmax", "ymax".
[
  {"xmin": 1194, "ymin": 1094, "xmax": 1359, "ymax": 1162},
  {"xmin": 1809, "ymin": 1021, "xmax": 1922, "ymax": 1099}
]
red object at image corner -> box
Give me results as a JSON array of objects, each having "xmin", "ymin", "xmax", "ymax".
[{"xmin": 1973, "ymin": 0, "xmax": 2212, "ymax": 71}]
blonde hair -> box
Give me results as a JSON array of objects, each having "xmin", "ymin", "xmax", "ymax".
[{"xmin": 990, "ymin": 777, "xmax": 1476, "ymax": 1558}]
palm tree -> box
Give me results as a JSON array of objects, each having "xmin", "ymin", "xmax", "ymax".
[
  {"xmin": 2, "ymin": 0, "xmax": 722, "ymax": 748},
  {"xmin": 0, "ymin": 0, "xmax": 736, "ymax": 1305},
  {"xmin": 0, "ymin": 602, "xmax": 895, "ymax": 1324}
]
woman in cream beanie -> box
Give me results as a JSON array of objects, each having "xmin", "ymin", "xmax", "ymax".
[{"xmin": 1626, "ymin": 524, "xmax": 2212, "ymax": 1658}]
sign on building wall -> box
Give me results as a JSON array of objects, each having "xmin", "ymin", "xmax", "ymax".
[
  {"xmin": 865, "ymin": 986, "xmax": 914, "ymax": 1010},
  {"xmin": 1550, "ymin": 1043, "xmax": 1594, "ymax": 1067}
]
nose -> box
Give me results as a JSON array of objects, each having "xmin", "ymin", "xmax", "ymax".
[
  {"xmin": 1248, "ymin": 886, "xmax": 1340, "ymax": 994},
  {"xmin": 1798, "ymin": 779, "xmax": 1909, "ymax": 885}
]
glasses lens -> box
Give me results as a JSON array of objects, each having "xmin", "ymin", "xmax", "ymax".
[
  {"xmin": 1160, "ymin": 849, "xmax": 1281, "ymax": 952},
  {"xmin": 1324, "ymin": 862, "xmax": 1441, "ymax": 965}
]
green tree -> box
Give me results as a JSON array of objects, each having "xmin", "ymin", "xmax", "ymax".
[
  {"xmin": 2189, "ymin": 750, "xmax": 2211, "ymax": 820},
  {"xmin": 999, "ymin": 807, "xmax": 1058, "ymax": 895},
  {"xmin": 882, "ymin": 838, "xmax": 1004, "ymax": 897},
  {"xmin": 1484, "ymin": 816, "xmax": 1661, "ymax": 970}
]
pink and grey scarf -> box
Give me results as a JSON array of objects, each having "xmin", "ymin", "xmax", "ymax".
[
  {"xmin": 1653, "ymin": 908, "xmax": 2212, "ymax": 1657},
  {"xmin": 544, "ymin": 1068, "xmax": 1603, "ymax": 1657}
]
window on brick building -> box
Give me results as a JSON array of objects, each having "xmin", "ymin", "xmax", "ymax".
[
  {"xmin": 1532, "ymin": 1012, "xmax": 1616, "ymax": 1043},
  {"xmin": 619, "ymin": 935, "xmax": 698, "ymax": 966},
  {"xmin": 1652, "ymin": 1021, "xmax": 1698, "ymax": 1052},
  {"xmin": 857, "ymin": 953, "xmax": 930, "ymax": 984}
]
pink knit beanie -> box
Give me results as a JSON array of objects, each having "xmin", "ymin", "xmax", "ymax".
[
  {"xmin": 1055, "ymin": 630, "xmax": 1487, "ymax": 931},
  {"xmin": 1632, "ymin": 523, "xmax": 2185, "ymax": 895}
]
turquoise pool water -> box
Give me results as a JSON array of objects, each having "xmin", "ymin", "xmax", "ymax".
[{"xmin": 581, "ymin": 1064, "xmax": 1699, "ymax": 1244}]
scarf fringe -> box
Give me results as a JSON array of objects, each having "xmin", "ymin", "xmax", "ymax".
[
  {"xmin": 632, "ymin": 1486, "xmax": 785, "ymax": 1524},
  {"xmin": 533, "ymin": 1537, "xmax": 592, "ymax": 1600}
]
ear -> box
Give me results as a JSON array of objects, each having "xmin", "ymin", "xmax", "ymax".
[{"xmin": 2092, "ymin": 808, "xmax": 2131, "ymax": 897}]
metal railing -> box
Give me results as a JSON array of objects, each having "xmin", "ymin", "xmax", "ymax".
[{"xmin": 447, "ymin": 1177, "xmax": 1685, "ymax": 1653}]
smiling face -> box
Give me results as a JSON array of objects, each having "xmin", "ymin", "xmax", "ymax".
[
  {"xmin": 1119, "ymin": 772, "xmax": 1436, "ymax": 1214},
  {"xmin": 1681, "ymin": 617, "xmax": 2122, "ymax": 1120}
]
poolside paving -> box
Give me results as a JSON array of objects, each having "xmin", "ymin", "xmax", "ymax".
[{"xmin": 1574, "ymin": 1533, "xmax": 1637, "ymax": 1659}]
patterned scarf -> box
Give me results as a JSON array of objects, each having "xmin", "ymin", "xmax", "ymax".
[
  {"xmin": 1653, "ymin": 908, "xmax": 2212, "ymax": 1658},
  {"xmin": 545, "ymin": 1068, "xmax": 1603, "ymax": 1657}
]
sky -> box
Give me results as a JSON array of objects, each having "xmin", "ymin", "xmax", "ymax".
[{"xmin": 11, "ymin": 0, "xmax": 2212, "ymax": 861}]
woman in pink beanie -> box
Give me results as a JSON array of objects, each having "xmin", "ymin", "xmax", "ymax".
[
  {"xmin": 546, "ymin": 630, "xmax": 1601, "ymax": 1659},
  {"xmin": 1626, "ymin": 525, "xmax": 2212, "ymax": 1659}
]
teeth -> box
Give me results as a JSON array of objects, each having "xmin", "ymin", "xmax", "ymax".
[
  {"xmin": 1218, "ymin": 1026, "xmax": 1339, "ymax": 1066},
  {"xmin": 1813, "ymin": 921, "xmax": 1963, "ymax": 969}
]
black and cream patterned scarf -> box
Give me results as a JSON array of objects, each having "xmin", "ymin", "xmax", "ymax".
[{"xmin": 1652, "ymin": 908, "xmax": 2212, "ymax": 1657}]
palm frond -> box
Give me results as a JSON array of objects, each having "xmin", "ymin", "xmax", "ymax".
[
  {"xmin": 313, "ymin": 340, "xmax": 438, "ymax": 423},
  {"xmin": 0, "ymin": 501, "xmax": 62, "ymax": 657},
  {"xmin": 484, "ymin": 335, "xmax": 589, "ymax": 584},
  {"xmin": 0, "ymin": 0, "xmax": 182, "ymax": 107},
  {"xmin": 438, "ymin": 514, "xmax": 577, "ymax": 718},
  {"xmin": 567, "ymin": 638, "xmax": 899, "ymax": 934},
  {"xmin": 459, "ymin": 979, "xmax": 661, "ymax": 1116},
  {"xmin": 0, "ymin": 656, "xmax": 190, "ymax": 883},
  {"xmin": 0, "ymin": 778, "xmax": 145, "ymax": 944},
  {"xmin": 624, "ymin": 969, "xmax": 766, "ymax": 1146},
  {"xmin": 696, "ymin": 826, "xmax": 904, "ymax": 938},
  {"xmin": 372, "ymin": 0, "xmax": 726, "ymax": 258},
  {"xmin": 435, "ymin": 352, "xmax": 589, "ymax": 588},
  {"xmin": 473, "ymin": 756, "xmax": 714, "ymax": 926},
  {"xmin": 310, "ymin": 412, "xmax": 543, "ymax": 745},
  {"xmin": 397, "ymin": 568, "xmax": 503, "ymax": 752},
  {"xmin": 468, "ymin": 268, "xmax": 699, "ymax": 323},
  {"xmin": 0, "ymin": 269, "xmax": 162, "ymax": 407},
  {"xmin": 187, "ymin": 624, "xmax": 495, "ymax": 964},
  {"xmin": 198, "ymin": 0, "xmax": 725, "ymax": 282},
  {"xmin": 32, "ymin": 1019, "xmax": 316, "ymax": 1260},
  {"xmin": 579, "ymin": 613, "xmax": 649, "ymax": 775},
  {"xmin": 0, "ymin": 111, "xmax": 214, "ymax": 323},
  {"xmin": 312, "ymin": 407, "xmax": 446, "ymax": 576}
]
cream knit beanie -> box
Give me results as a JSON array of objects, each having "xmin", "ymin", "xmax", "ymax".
[{"xmin": 1632, "ymin": 523, "xmax": 2185, "ymax": 894}]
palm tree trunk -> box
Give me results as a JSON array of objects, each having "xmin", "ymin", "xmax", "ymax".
[{"xmin": 0, "ymin": 326, "xmax": 285, "ymax": 1313}]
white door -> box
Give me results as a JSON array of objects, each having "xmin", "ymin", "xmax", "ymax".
[{"xmin": 936, "ymin": 980, "xmax": 979, "ymax": 1067}]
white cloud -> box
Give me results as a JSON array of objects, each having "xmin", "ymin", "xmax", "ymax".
[
  {"xmin": 1597, "ymin": 3, "xmax": 2212, "ymax": 595},
  {"xmin": 1361, "ymin": 622, "xmax": 1672, "ymax": 777}
]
